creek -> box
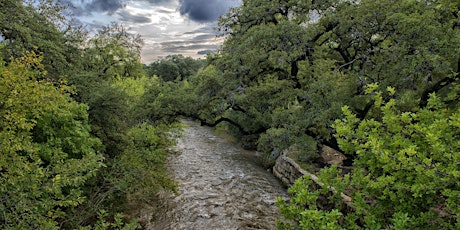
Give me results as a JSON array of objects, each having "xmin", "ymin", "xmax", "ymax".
[{"xmin": 148, "ymin": 119, "xmax": 288, "ymax": 229}]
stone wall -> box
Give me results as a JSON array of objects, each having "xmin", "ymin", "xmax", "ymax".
[
  {"xmin": 272, "ymin": 151, "xmax": 310, "ymax": 187},
  {"xmin": 272, "ymin": 145, "xmax": 346, "ymax": 187},
  {"xmin": 272, "ymin": 146, "xmax": 354, "ymax": 208}
]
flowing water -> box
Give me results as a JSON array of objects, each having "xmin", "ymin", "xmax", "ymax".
[{"xmin": 149, "ymin": 120, "xmax": 288, "ymax": 230}]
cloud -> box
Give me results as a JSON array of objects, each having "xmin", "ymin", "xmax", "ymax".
[
  {"xmin": 162, "ymin": 42, "xmax": 219, "ymax": 53},
  {"xmin": 62, "ymin": 0, "xmax": 241, "ymax": 62},
  {"xmin": 192, "ymin": 34, "xmax": 216, "ymax": 40},
  {"xmin": 85, "ymin": 0, "xmax": 125, "ymax": 14},
  {"xmin": 143, "ymin": 0, "xmax": 173, "ymax": 4},
  {"xmin": 66, "ymin": 0, "xmax": 175, "ymax": 16},
  {"xmin": 63, "ymin": 0, "xmax": 124, "ymax": 16},
  {"xmin": 179, "ymin": 0, "xmax": 240, "ymax": 22},
  {"xmin": 67, "ymin": 0, "xmax": 241, "ymax": 21},
  {"xmin": 182, "ymin": 26, "xmax": 217, "ymax": 35},
  {"xmin": 117, "ymin": 10, "xmax": 152, "ymax": 23}
]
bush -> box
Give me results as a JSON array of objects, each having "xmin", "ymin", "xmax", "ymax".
[{"xmin": 277, "ymin": 88, "xmax": 460, "ymax": 229}]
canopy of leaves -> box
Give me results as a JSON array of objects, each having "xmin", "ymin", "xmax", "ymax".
[
  {"xmin": 1, "ymin": 2, "xmax": 180, "ymax": 228},
  {"xmin": 0, "ymin": 0, "xmax": 84, "ymax": 79},
  {"xmin": 178, "ymin": 0, "xmax": 459, "ymax": 163},
  {"xmin": 60, "ymin": 26, "xmax": 180, "ymax": 228},
  {"xmin": 145, "ymin": 54, "xmax": 205, "ymax": 82},
  {"xmin": 164, "ymin": 0, "xmax": 460, "ymax": 228},
  {"xmin": 278, "ymin": 89, "xmax": 460, "ymax": 229},
  {"xmin": 2, "ymin": 0, "xmax": 459, "ymax": 228},
  {"xmin": 0, "ymin": 52, "xmax": 103, "ymax": 229}
]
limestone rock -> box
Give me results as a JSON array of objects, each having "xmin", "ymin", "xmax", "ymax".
[{"xmin": 320, "ymin": 145, "xmax": 346, "ymax": 166}]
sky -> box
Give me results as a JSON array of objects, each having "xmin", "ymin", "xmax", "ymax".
[{"xmin": 66, "ymin": 0, "xmax": 241, "ymax": 63}]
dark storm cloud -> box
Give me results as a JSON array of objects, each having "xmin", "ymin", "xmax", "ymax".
[
  {"xmin": 118, "ymin": 10, "xmax": 152, "ymax": 23},
  {"xmin": 179, "ymin": 0, "xmax": 239, "ymax": 22},
  {"xmin": 67, "ymin": 0, "xmax": 174, "ymax": 16},
  {"xmin": 67, "ymin": 0, "xmax": 240, "ymax": 23},
  {"xmin": 85, "ymin": 0, "xmax": 125, "ymax": 14},
  {"xmin": 63, "ymin": 0, "xmax": 124, "ymax": 16}
]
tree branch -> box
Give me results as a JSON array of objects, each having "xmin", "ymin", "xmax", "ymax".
[
  {"xmin": 200, "ymin": 117, "xmax": 249, "ymax": 135},
  {"xmin": 280, "ymin": 154, "xmax": 355, "ymax": 208},
  {"xmin": 419, "ymin": 74, "xmax": 459, "ymax": 108}
]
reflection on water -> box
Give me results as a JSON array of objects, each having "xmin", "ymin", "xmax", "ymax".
[{"xmin": 149, "ymin": 120, "xmax": 288, "ymax": 230}]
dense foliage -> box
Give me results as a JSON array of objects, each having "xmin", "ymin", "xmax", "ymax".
[
  {"xmin": 0, "ymin": 0, "xmax": 84, "ymax": 79},
  {"xmin": 144, "ymin": 54, "xmax": 205, "ymax": 82},
  {"xmin": 1, "ymin": 0, "xmax": 459, "ymax": 228},
  {"xmin": 0, "ymin": 1, "xmax": 183, "ymax": 229},
  {"xmin": 0, "ymin": 52, "xmax": 103, "ymax": 228},
  {"xmin": 195, "ymin": 0, "xmax": 459, "ymax": 158},
  {"xmin": 277, "ymin": 88, "xmax": 460, "ymax": 229},
  {"xmin": 160, "ymin": 0, "xmax": 459, "ymax": 228}
]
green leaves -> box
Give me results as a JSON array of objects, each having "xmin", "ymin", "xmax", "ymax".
[
  {"xmin": 336, "ymin": 91, "xmax": 459, "ymax": 227},
  {"xmin": 0, "ymin": 53, "xmax": 103, "ymax": 229},
  {"xmin": 0, "ymin": 0, "xmax": 84, "ymax": 79},
  {"xmin": 277, "ymin": 174, "xmax": 346, "ymax": 230},
  {"xmin": 1, "ymin": 1, "xmax": 189, "ymax": 228},
  {"xmin": 279, "ymin": 89, "xmax": 460, "ymax": 229},
  {"xmin": 145, "ymin": 54, "xmax": 205, "ymax": 82},
  {"xmin": 113, "ymin": 122, "xmax": 178, "ymax": 201},
  {"xmin": 63, "ymin": 67, "xmax": 181, "ymax": 228}
]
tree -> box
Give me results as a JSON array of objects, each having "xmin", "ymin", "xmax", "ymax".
[
  {"xmin": 0, "ymin": 52, "xmax": 103, "ymax": 229},
  {"xmin": 67, "ymin": 23, "xmax": 146, "ymax": 157},
  {"xmin": 277, "ymin": 87, "xmax": 460, "ymax": 229},
  {"xmin": 1, "ymin": 1, "xmax": 179, "ymax": 228},
  {"xmin": 80, "ymin": 23, "xmax": 144, "ymax": 81},
  {"xmin": 182, "ymin": 0, "xmax": 459, "ymax": 165},
  {"xmin": 183, "ymin": 0, "xmax": 354, "ymax": 157},
  {"xmin": 145, "ymin": 54, "xmax": 205, "ymax": 82},
  {"xmin": 0, "ymin": 0, "xmax": 85, "ymax": 80}
]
